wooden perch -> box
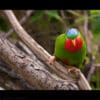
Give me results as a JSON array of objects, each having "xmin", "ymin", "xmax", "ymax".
[
  {"xmin": 0, "ymin": 37, "xmax": 79, "ymax": 90},
  {"xmin": 4, "ymin": 10, "xmax": 70, "ymax": 80},
  {"xmin": 16, "ymin": 40, "xmax": 92, "ymax": 90},
  {"xmin": 3, "ymin": 10, "xmax": 91, "ymax": 90}
]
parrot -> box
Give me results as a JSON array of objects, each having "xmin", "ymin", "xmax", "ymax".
[{"xmin": 49, "ymin": 28, "xmax": 86, "ymax": 72}]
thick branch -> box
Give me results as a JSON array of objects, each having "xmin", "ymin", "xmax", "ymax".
[
  {"xmin": 4, "ymin": 10, "xmax": 70, "ymax": 80},
  {"xmin": 16, "ymin": 40, "xmax": 92, "ymax": 90},
  {"xmin": 0, "ymin": 37, "xmax": 79, "ymax": 90},
  {"xmin": 0, "ymin": 59, "xmax": 36, "ymax": 90},
  {"xmin": 0, "ymin": 67, "xmax": 33, "ymax": 90},
  {"xmin": 3, "ymin": 10, "xmax": 91, "ymax": 90}
]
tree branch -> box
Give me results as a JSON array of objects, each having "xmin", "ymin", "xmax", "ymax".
[
  {"xmin": 83, "ymin": 10, "xmax": 91, "ymax": 53},
  {"xmin": 0, "ymin": 57, "xmax": 36, "ymax": 90},
  {"xmin": 0, "ymin": 67, "xmax": 34, "ymax": 90},
  {"xmin": 60, "ymin": 10, "xmax": 67, "ymax": 31},
  {"xmin": 0, "ymin": 37, "xmax": 79, "ymax": 90},
  {"xmin": 4, "ymin": 10, "xmax": 70, "ymax": 80},
  {"xmin": 16, "ymin": 39, "xmax": 92, "ymax": 90},
  {"xmin": 3, "ymin": 10, "xmax": 91, "ymax": 90},
  {"xmin": 83, "ymin": 10, "xmax": 95, "ymax": 82},
  {"xmin": 95, "ymin": 63, "xmax": 100, "ymax": 68}
]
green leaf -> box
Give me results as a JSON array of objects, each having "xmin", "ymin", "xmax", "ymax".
[
  {"xmin": 10, "ymin": 32, "xmax": 17, "ymax": 40},
  {"xmin": 31, "ymin": 11, "xmax": 44, "ymax": 23},
  {"xmin": 45, "ymin": 10, "xmax": 63, "ymax": 22},
  {"xmin": 91, "ymin": 75, "xmax": 96, "ymax": 82},
  {"xmin": 89, "ymin": 10, "xmax": 100, "ymax": 34},
  {"xmin": 90, "ymin": 10, "xmax": 100, "ymax": 14},
  {"xmin": 91, "ymin": 13, "xmax": 100, "ymax": 34},
  {"xmin": 0, "ymin": 16, "xmax": 9, "ymax": 32}
]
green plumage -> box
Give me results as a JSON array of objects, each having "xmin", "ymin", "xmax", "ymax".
[{"xmin": 54, "ymin": 32, "xmax": 86, "ymax": 69}]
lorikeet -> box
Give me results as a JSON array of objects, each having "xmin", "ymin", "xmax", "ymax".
[{"xmin": 49, "ymin": 28, "xmax": 86, "ymax": 71}]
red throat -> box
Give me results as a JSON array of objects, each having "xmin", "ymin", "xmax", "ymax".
[{"xmin": 64, "ymin": 36, "xmax": 82, "ymax": 52}]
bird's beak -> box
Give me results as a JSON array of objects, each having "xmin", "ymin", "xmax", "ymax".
[{"xmin": 72, "ymin": 39, "xmax": 76, "ymax": 46}]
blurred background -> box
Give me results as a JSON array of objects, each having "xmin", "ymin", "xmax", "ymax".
[{"xmin": 0, "ymin": 10, "xmax": 100, "ymax": 90}]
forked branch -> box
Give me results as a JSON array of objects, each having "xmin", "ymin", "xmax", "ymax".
[{"xmin": 3, "ymin": 10, "xmax": 91, "ymax": 90}]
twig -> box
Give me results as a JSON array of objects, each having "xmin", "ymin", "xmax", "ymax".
[
  {"xmin": 83, "ymin": 10, "xmax": 95, "ymax": 82},
  {"xmin": 84, "ymin": 10, "xmax": 91, "ymax": 53},
  {"xmin": 5, "ymin": 10, "xmax": 34, "ymax": 37},
  {"xmin": 60, "ymin": 10, "xmax": 67, "ymax": 31},
  {"xmin": 60, "ymin": 10, "xmax": 66, "ymax": 19},
  {"xmin": 87, "ymin": 64, "xmax": 95, "ymax": 82},
  {"xmin": 16, "ymin": 41, "xmax": 34, "ymax": 56},
  {"xmin": 95, "ymin": 63, "xmax": 100, "ymax": 68}
]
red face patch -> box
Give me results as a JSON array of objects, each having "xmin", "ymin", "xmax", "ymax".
[{"xmin": 64, "ymin": 36, "xmax": 82, "ymax": 52}]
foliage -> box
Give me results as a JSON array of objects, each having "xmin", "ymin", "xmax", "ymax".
[
  {"xmin": 44, "ymin": 10, "xmax": 63, "ymax": 22},
  {"xmin": 31, "ymin": 10, "xmax": 63, "ymax": 23},
  {"xmin": 31, "ymin": 11, "xmax": 44, "ymax": 23},
  {"xmin": 91, "ymin": 69, "xmax": 100, "ymax": 90},
  {"xmin": 90, "ymin": 10, "xmax": 100, "ymax": 34},
  {"xmin": 0, "ymin": 16, "xmax": 9, "ymax": 32}
]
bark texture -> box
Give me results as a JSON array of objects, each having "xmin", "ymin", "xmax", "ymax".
[
  {"xmin": 0, "ymin": 37, "xmax": 79, "ymax": 90},
  {"xmin": 1, "ymin": 10, "xmax": 91, "ymax": 90}
]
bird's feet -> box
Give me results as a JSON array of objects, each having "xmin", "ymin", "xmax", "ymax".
[
  {"xmin": 48, "ymin": 56, "xmax": 56, "ymax": 64},
  {"xmin": 68, "ymin": 67, "xmax": 80, "ymax": 73},
  {"xmin": 67, "ymin": 66, "xmax": 81, "ymax": 79}
]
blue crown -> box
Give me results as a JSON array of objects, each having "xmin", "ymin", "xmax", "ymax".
[{"xmin": 66, "ymin": 28, "xmax": 78, "ymax": 39}]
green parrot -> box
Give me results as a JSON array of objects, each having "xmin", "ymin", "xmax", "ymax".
[{"xmin": 49, "ymin": 28, "xmax": 86, "ymax": 71}]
